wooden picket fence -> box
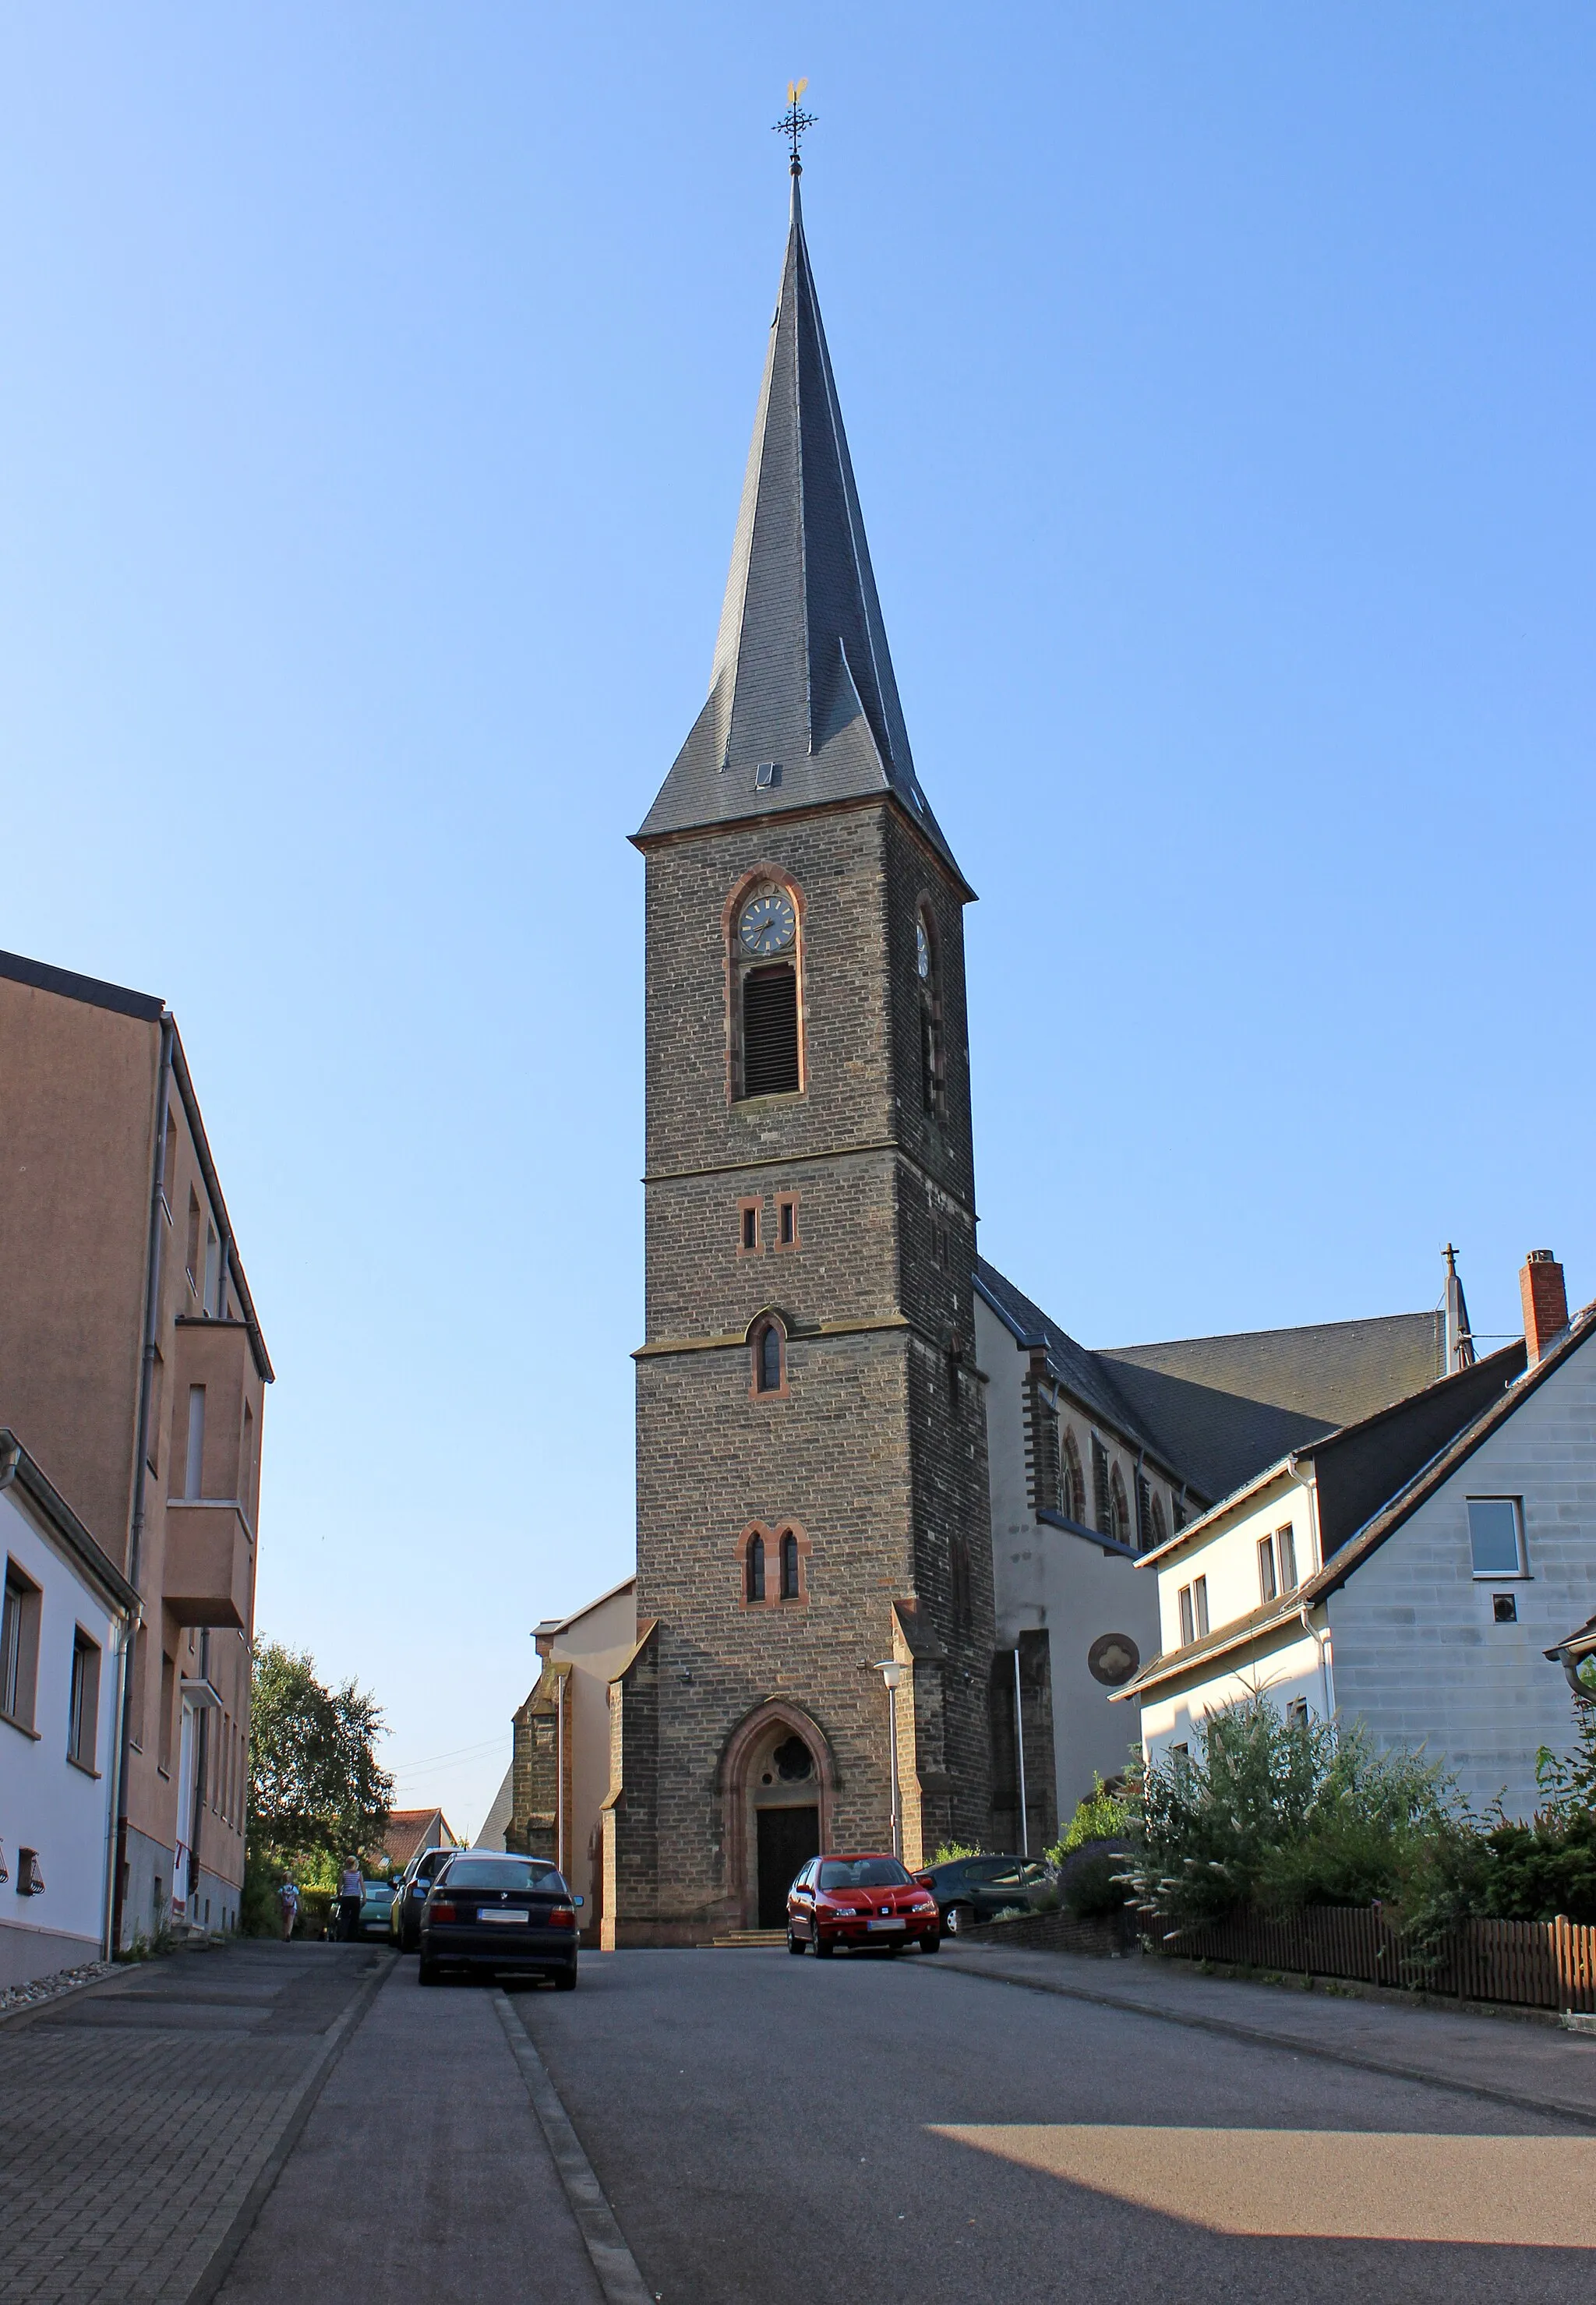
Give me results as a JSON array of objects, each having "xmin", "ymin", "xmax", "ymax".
[{"xmin": 1168, "ymin": 1904, "xmax": 1596, "ymax": 2014}]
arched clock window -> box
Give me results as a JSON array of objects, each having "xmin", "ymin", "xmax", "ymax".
[
  {"xmin": 732, "ymin": 881, "xmax": 801, "ymax": 1100},
  {"xmin": 916, "ymin": 906, "xmax": 945, "ymax": 1121}
]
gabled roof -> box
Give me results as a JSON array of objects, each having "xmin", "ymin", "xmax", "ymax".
[
  {"xmin": 975, "ymin": 1261, "xmax": 1178, "ymax": 1478},
  {"xmin": 1118, "ymin": 1312, "xmax": 1593, "ymax": 1702},
  {"xmin": 634, "ymin": 178, "xmax": 965, "ymax": 888},
  {"xmin": 1096, "ymin": 1311, "xmax": 1446, "ymax": 1505}
]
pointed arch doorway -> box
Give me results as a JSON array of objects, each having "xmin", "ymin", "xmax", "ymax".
[{"xmin": 722, "ymin": 1702, "xmax": 835, "ymax": 1930}]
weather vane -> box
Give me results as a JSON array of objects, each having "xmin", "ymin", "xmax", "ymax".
[{"xmin": 774, "ymin": 79, "xmax": 816, "ymax": 175}]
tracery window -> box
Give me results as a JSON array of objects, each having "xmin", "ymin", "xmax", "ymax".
[
  {"xmin": 754, "ymin": 1318, "xmax": 786, "ymax": 1396},
  {"xmin": 1109, "ymin": 1463, "xmax": 1132, "ymax": 1550},
  {"xmin": 1061, "ymin": 1429, "xmax": 1086, "ymax": 1526}
]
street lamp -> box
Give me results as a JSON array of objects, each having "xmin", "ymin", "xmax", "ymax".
[{"xmin": 875, "ymin": 1660, "xmax": 903, "ymax": 1859}]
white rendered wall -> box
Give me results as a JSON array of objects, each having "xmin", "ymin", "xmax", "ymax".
[
  {"xmin": 0, "ymin": 1484, "xmax": 123, "ymax": 1985},
  {"xmin": 1152, "ymin": 1474, "xmax": 1312, "ymax": 1655},
  {"xmin": 978, "ymin": 1295, "xmax": 1160, "ymax": 1823},
  {"xmin": 1329, "ymin": 1341, "xmax": 1596, "ymax": 1818},
  {"xmin": 1138, "ymin": 1629, "xmax": 1329, "ymax": 1768}
]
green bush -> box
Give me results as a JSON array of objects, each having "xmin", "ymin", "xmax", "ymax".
[
  {"xmin": 1047, "ymin": 1775, "xmax": 1132, "ymax": 1866},
  {"xmin": 1126, "ymin": 1696, "xmax": 1460, "ymax": 1929},
  {"xmin": 1062, "ymin": 1848, "xmax": 1128, "ymax": 1919}
]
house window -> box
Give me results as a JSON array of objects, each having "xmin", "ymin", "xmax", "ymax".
[
  {"xmin": 754, "ymin": 1321, "xmax": 785, "ymax": 1396},
  {"xmin": 1193, "ymin": 1576, "xmax": 1209, "ymax": 1638},
  {"xmin": 129, "ymin": 1624, "xmax": 148, "ymax": 1751},
  {"xmin": 185, "ymin": 1190, "xmax": 202, "ymax": 1296},
  {"xmin": 184, "ymin": 1385, "xmax": 207, "ymax": 1500},
  {"xmin": 241, "ymin": 1400, "xmax": 256, "ymax": 1519},
  {"xmin": 203, "ymin": 1225, "xmax": 221, "ymax": 1318},
  {"xmin": 1257, "ymin": 1534, "xmax": 1279, "ymax": 1604},
  {"xmin": 776, "ymin": 1194, "xmax": 797, "ymax": 1249},
  {"xmin": 147, "ymin": 1347, "xmax": 164, "ymax": 1476},
  {"xmin": 69, "ymin": 1631, "xmax": 101, "ymax": 1770},
  {"xmin": 2, "ymin": 1562, "xmax": 42, "ymax": 1731},
  {"xmin": 159, "ymin": 1650, "xmax": 176, "ymax": 1774},
  {"xmin": 1178, "ymin": 1586, "xmax": 1195, "ymax": 1647},
  {"xmin": 1276, "ymin": 1524, "xmax": 1298, "ymax": 1594},
  {"xmin": 746, "ymin": 1534, "xmax": 766, "ymax": 1603},
  {"xmin": 161, "ymin": 1107, "xmax": 178, "ymax": 1212},
  {"xmin": 739, "ymin": 1199, "xmax": 761, "ymax": 1254},
  {"xmin": 1467, "ymin": 1498, "xmax": 1526, "ymax": 1578},
  {"xmin": 779, "ymin": 1530, "xmax": 800, "ymax": 1601}
]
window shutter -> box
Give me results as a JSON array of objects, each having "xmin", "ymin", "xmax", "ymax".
[{"xmin": 742, "ymin": 965, "xmax": 800, "ymax": 1096}]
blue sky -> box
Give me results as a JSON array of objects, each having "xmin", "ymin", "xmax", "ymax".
[{"xmin": 3, "ymin": 5, "xmax": 1591, "ymax": 1836}]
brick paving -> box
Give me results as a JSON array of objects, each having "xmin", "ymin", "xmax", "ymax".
[{"xmin": 0, "ymin": 1943, "xmax": 387, "ymax": 2305}]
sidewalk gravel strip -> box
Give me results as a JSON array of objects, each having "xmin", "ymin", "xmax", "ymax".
[
  {"xmin": 178, "ymin": 1954, "xmax": 392, "ymax": 2305},
  {"xmin": 920, "ymin": 1949, "xmax": 1596, "ymax": 2131},
  {"xmin": 495, "ymin": 1992, "xmax": 654, "ymax": 2305}
]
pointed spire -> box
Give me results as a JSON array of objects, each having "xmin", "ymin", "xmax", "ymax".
[
  {"xmin": 636, "ymin": 176, "xmax": 964, "ymax": 883},
  {"xmin": 1443, "ymin": 1244, "xmax": 1477, "ymax": 1373}
]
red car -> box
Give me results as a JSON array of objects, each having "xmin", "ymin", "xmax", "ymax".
[{"xmin": 786, "ymin": 1852, "xmax": 942, "ymax": 1957}]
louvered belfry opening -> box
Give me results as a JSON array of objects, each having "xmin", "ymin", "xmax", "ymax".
[{"xmin": 742, "ymin": 964, "xmax": 800, "ymax": 1096}]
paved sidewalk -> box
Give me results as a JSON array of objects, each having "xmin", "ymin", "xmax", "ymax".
[
  {"xmin": 929, "ymin": 1943, "xmax": 1596, "ymax": 2124},
  {"xmin": 214, "ymin": 1961, "xmax": 605, "ymax": 2305},
  {"xmin": 0, "ymin": 1941, "xmax": 387, "ymax": 2305}
]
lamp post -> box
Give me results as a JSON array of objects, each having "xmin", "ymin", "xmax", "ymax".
[{"xmin": 875, "ymin": 1660, "xmax": 903, "ymax": 1859}]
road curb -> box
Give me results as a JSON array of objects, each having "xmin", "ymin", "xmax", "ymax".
[
  {"xmin": 920, "ymin": 1952, "xmax": 1596, "ymax": 2132},
  {"xmin": 496, "ymin": 1991, "xmax": 654, "ymax": 2305},
  {"xmin": 178, "ymin": 1950, "xmax": 395, "ymax": 2305}
]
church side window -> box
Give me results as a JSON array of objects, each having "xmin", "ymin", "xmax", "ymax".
[
  {"xmin": 1149, "ymin": 1491, "xmax": 1167, "ymax": 1550},
  {"xmin": 1091, "ymin": 1436, "xmax": 1111, "ymax": 1537},
  {"xmin": 1062, "ymin": 1429, "xmax": 1086, "ymax": 1527},
  {"xmin": 1110, "ymin": 1465, "xmax": 1132, "ymax": 1550},
  {"xmin": 754, "ymin": 1318, "xmax": 785, "ymax": 1396},
  {"xmin": 733, "ymin": 881, "xmax": 803, "ymax": 1100},
  {"xmin": 746, "ymin": 1534, "xmax": 766, "ymax": 1604},
  {"xmin": 779, "ymin": 1530, "xmax": 800, "ymax": 1601}
]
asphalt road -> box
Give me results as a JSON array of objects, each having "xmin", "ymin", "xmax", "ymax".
[{"xmin": 521, "ymin": 1945, "xmax": 1596, "ymax": 2305}]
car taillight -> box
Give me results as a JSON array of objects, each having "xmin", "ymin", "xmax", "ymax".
[
  {"xmin": 548, "ymin": 1907, "xmax": 577, "ymax": 1929},
  {"xmin": 429, "ymin": 1901, "xmax": 457, "ymax": 1923}
]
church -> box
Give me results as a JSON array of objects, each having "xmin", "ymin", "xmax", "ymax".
[{"xmin": 500, "ymin": 160, "xmax": 1453, "ymax": 1943}]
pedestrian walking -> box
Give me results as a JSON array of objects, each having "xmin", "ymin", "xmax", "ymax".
[
  {"xmin": 337, "ymin": 1856, "xmax": 365, "ymax": 1941},
  {"xmin": 277, "ymin": 1877, "xmax": 301, "ymax": 1943}
]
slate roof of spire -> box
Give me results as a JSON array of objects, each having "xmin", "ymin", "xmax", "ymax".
[{"xmin": 635, "ymin": 177, "xmax": 965, "ymax": 885}]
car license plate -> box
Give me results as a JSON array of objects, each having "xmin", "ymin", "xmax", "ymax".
[
  {"xmin": 478, "ymin": 1909, "xmax": 530, "ymax": 1924},
  {"xmin": 866, "ymin": 1917, "xmax": 906, "ymax": 1931}
]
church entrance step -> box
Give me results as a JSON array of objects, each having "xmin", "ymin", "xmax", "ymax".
[{"xmin": 708, "ymin": 1930, "xmax": 787, "ymax": 1948}]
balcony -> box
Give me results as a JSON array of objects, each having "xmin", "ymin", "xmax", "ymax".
[{"xmin": 163, "ymin": 1501, "xmax": 253, "ymax": 1629}]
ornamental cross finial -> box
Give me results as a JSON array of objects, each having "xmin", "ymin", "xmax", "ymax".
[{"xmin": 775, "ymin": 79, "xmax": 816, "ymax": 175}]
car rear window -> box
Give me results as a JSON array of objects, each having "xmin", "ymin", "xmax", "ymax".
[
  {"xmin": 818, "ymin": 1858, "xmax": 913, "ymax": 1890},
  {"xmin": 438, "ymin": 1859, "xmax": 563, "ymax": 1894}
]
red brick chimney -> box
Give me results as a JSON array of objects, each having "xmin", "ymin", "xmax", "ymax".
[{"xmin": 1520, "ymin": 1251, "xmax": 1569, "ymax": 1367}]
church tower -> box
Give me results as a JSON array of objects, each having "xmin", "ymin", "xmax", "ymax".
[{"xmin": 603, "ymin": 157, "xmax": 995, "ymax": 1944}]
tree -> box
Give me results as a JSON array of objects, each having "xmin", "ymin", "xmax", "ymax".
[{"xmin": 247, "ymin": 1640, "xmax": 393, "ymax": 1877}]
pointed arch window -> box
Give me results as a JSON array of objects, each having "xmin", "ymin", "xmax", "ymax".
[
  {"xmin": 753, "ymin": 1317, "xmax": 786, "ymax": 1396},
  {"xmin": 746, "ymin": 1534, "xmax": 766, "ymax": 1603},
  {"xmin": 779, "ymin": 1529, "xmax": 800, "ymax": 1601},
  {"xmin": 1061, "ymin": 1428, "xmax": 1086, "ymax": 1527},
  {"xmin": 732, "ymin": 880, "xmax": 803, "ymax": 1100},
  {"xmin": 1109, "ymin": 1464, "xmax": 1132, "ymax": 1550},
  {"xmin": 916, "ymin": 906, "xmax": 946, "ymax": 1122}
]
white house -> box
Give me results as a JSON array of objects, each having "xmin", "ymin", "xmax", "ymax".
[
  {"xmin": 1119, "ymin": 1254, "xmax": 1596, "ymax": 1821},
  {"xmin": 1, "ymin": 1434, "xmax": 139, "ymax": 1988}
]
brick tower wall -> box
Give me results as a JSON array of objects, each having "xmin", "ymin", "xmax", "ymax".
[{"xmin": 620, "ymin": 796, "xmax": 994, "ymax": 1941}]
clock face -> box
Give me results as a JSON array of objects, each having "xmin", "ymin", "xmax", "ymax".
[
  {"xmin": 739, "ymin": 890, "xmax": 796, "ymax": 958},
  {"xmin": 916, "ymin": 920, "xmax": 931, "ymax": 981}
]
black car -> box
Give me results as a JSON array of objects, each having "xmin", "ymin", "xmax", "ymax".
[
  {"xmin": 418, "ymin": 1853, "xmax": 583, "ymax": 1989},
  {"xmin": 393, "ymin": 1845, "xmax": 458, "ymax": 1951},
  {"xmin": 913, "ymin": 1855, "xmax": 1054, "ymax": 1933}
]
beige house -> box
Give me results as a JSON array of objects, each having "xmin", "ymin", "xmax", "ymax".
[
  {"xmin": 0, "ymin": 949, "xmax": 271, "ymax": 1950},
  {"xmin": 500, "ymin": 1576, "xmax": 637, "ymax": 1933}
]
